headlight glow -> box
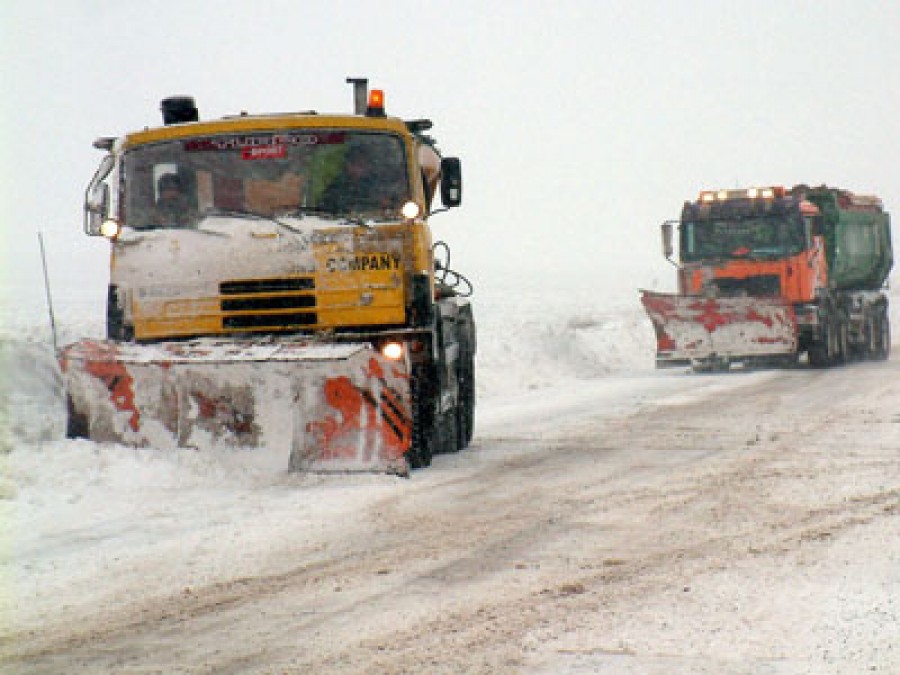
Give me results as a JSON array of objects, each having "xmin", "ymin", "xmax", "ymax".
[
  {"xmin": 698, "ymin": 186, "xmax": 784, "ymax": 203},
  {"xmin": 381, "ymin": 341, "xmax": 404, "ymax": 360},
  {"xmin": 100, "ymin": 220, "xmax": 121, "ymax": 239},
  {"xmin": 401, "ymin": 201, "xmax": 420, "ymax": 220}
]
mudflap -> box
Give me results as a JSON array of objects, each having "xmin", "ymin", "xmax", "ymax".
[
  {"xmin": 640, "ymin": 291, "xmax": 798, "ymax": 366},
  {"xmin": 59, "ymin": 339, "xmax": 412, "ymax": 475}
]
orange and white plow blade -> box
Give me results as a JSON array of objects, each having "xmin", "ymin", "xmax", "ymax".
[
  {"xmin": 640, "ymin": 291, "xmax": 798, "ymax": 365},
  {"xmin": 60, "ymin": 339, "xmax": 412, "ymax": 474}
]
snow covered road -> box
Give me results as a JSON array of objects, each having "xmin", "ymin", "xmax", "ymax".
[{"xmin": 4, "ymin": 353, "xmax": 900, "ymax": 673}]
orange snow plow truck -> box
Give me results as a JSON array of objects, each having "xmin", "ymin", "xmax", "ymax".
[
  {"xmin": 642, "ymin": 185, "xmax": 892, "ymax": 371},
  {"xmin": 61, "ymin": 79, "xmax": 476, "ymax": 475}
]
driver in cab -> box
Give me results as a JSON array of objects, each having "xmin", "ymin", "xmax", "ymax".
[{"xmin": 133, "ymin": 173, "xmax": 196, "ymax": 229}]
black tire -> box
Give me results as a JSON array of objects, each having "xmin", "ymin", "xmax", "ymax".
[
  {"xmin": 808, "ymin": 345, "xmax": 827, "ymax": 368},
  {"xmin": 456, "ymin": 354, "xmax": 475, "ymax": 450},
  {"xmin": 862, "ymin": 315, "xmax": 875, "ymax": 359},
  {"xmin": 836, "ymin": 319, "xmax": 849, "ymax": 365},
  {"xmin": 439, "ymin": 408, "xmax": 458, "ymax": 456},
  {"xmin": 406, "ymin": 366, "xmax": 437, "ymax": 469},
  {"xmin": 808, "ymin": 322, "xmax": 830, "ymax": 368},
  {"xmin": 810, "ymin": 317, "xmax": 844, "ymax": 368},
  {"xmin": 874, "ymin": 312, "xmax": 891, "ymax": 361}
]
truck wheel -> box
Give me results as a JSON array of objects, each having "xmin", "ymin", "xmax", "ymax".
[
  {"xmin": 836, "ymin": 320, "xmax": 849, "ymax": 364},
  {"xmin": 874, "ymin": 313, "xmax": 891, "ymax": 361},
  {"xmin": 440, "ymin": 407, "xmax": 458, "ymax": 455},
  {"xmin": 820, "ymin": 317, "xmax": 845, "ymax": 366},
  {"xmin": 808, "ymin": 345, "xmax": 827, "ymax": 368},
  {"xmin": 407, "ymin": 368, "xmax": 436, "ymax": 469},
  {"xmin": 808, "ymin": 323, "xmax": 830, "ymax": 368},
  {"xmin": 863, "ymin": 316, "xmax": 875, "ymax": 359},
  {"xmin": 456, "ymin": 354, "xmax": 475, "ymax": 450}
]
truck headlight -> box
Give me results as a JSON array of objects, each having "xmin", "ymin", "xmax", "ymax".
[
  {"xmin": 401, "ymin": 201, "xmax": 420, "ymax": 220},
  {"xmin": 381, "ymin": 341, "xmax": 404, "ymax": 360},
  {"xmin": 100, "ymin": 219, "xmax": 121, "ymax": 239}
]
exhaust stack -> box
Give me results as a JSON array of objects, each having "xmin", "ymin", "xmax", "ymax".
[{"xmin": 346, "ymin": 77, "xmax": 368, "ymax": 115}]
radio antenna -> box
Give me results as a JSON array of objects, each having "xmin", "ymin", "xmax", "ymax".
[{"xmin": 38, "ymin": 232, "xmax": 59, "ymax": 354}]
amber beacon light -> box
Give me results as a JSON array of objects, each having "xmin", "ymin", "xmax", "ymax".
[{"xmin": 366, "ymin": 89, "xmax": 386, "ymax": 117}]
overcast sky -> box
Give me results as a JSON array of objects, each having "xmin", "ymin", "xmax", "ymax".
[{"xmin": 4, "ymin": 1, "xmax": 900, "ymax": 317}]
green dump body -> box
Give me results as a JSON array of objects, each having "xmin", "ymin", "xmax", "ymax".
[{"xmin": 806, "ymin": 187, "xmax": 893, "ymax": 291}]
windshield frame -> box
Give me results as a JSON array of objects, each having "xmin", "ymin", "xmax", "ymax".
[
  {"xmin": 679, "ymin": 211, "xmax": 806, "ymax": 263},
  {"xmin": 122, "ymin": 128, "xmax": 413, "ymax": 230}
]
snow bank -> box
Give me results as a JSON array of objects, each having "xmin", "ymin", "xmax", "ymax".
[{"xmin": 474, "ymin": 286, "xmax": 656, "ymax": 400}]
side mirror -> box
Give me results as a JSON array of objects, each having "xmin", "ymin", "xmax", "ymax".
[
  {"xmin": 85, "ymin": 183, "xmax": 109, "ymax": 236},
  {"xmin": 84, "ymin": 154, "xmax": 115, "ymax": 236},
  {"xmin": 440, "ymin": 157, "xmax": 462, "ymax": 208},
  {"xmin": 661, "ymin": 221, "xmax": 675, "ymax": 260}
]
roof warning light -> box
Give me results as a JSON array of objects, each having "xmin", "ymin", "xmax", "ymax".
[{"xmin": 366, "ymin": 89, "xmax": 386, "ymax": 117}]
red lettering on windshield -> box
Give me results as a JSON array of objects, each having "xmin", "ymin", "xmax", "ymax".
[
  {"xmin": 184, "ymin": 131, "xmax": 347, "ymax": 153},
  {"xmin": 241, "ymin": 145, "xmax": 286, "ymax": 160}
]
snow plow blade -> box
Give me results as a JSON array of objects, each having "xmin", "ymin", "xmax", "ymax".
[
  {"xmin": 60, "ymin": 339, "xmax": 412, "ymax": 474},
  {"xmin": 640, "ymin": 291, "xmax": 798, "ymax": 368}
]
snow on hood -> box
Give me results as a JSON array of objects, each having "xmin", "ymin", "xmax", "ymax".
[{"xmin": 113, "ymin": 215, "xmax": 336, "ymax": 291}]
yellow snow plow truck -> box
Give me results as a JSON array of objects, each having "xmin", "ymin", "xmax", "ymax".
[{"xmin": 61, "ymin": 79, "xmax": 475, "ymax": 475}]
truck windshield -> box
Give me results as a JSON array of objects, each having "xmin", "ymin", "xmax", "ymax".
[
  {"xmin": 680, "ymin": 214, "xmax": 805, "ymax": 262},
  {"xmin": 124, "ymin": 130, "xmax": 410, "ymax": 230}
]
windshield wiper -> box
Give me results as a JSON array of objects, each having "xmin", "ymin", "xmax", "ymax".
[
  {"xmin": 283, "ymin": 206, "xmax": 383, "ymax": 228},
  {"xmin": 201, "ymin": 207, "xmax": 304, "ymax": 235},
  {"xmin": 289, "ymin": 205, "xmax": 339, "ymax": 219}
]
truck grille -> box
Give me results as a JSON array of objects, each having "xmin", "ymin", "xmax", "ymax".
[
  {"xmin": 220, "ymin": 276, "xmax": 317, "ymax": 331},
  {"xmin": 221, "ymin": 278, "xmax": 314, "ymax": 294},
  {"xmin": 712, "ymin": 275, "xmax": 781, "ymax": 297}
]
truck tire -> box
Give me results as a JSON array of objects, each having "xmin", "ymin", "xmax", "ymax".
[
  {"xmin": 862, "ymin": 315, "xmax": 876, "ymax": 359},
  {"xmin": 874, "ymin": 312, "xmax": 891, "ymax": 361},
  {"xmin": 808, "ymin": 320, "xmax": 833, "ymax": 368},
  {"xmin": 812, "ymin": 316, "xmax": 846, "ymax": 367},
  {"xmin": 836, "ymin": 319, "xmax": 849, "ymax": 365},
  {"xmin": 439, "ymin": 407, "xmax": 458, "ymax": 455},
  {"xmin": 808, "ymin": 344, "xmax": 827, "ymax": 368},
  {"xmin": 407, "ymin": 366, "xmax": 437, "ymax": 469},
  {"xmin": 456, "ymin": 352, "xmax": 475, "ymax": 450}
]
